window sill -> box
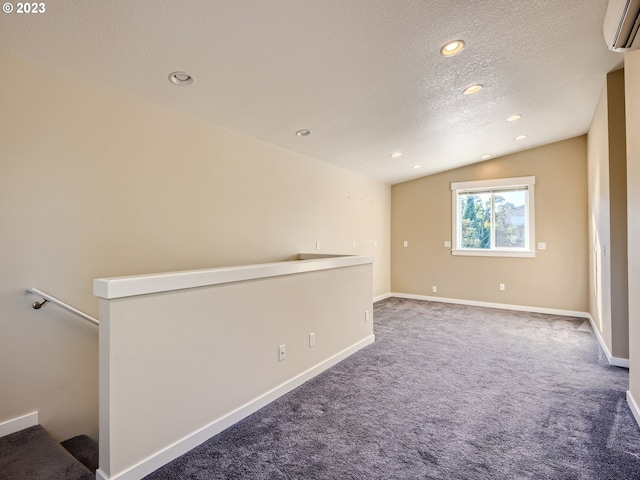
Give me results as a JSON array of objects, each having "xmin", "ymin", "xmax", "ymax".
[{"xmin": 451, "ymin": 249, "xmax": 536, "ymax": 258}]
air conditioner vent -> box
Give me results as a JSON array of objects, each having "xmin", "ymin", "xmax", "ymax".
[{"xmin": 604, "ymin": 0, "xmax": 640, "ymax": 52}]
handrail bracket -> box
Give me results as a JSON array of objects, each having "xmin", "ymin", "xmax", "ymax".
[
  {"xmin": 26, "ymin": 288, "xmax": 99, "ymax": 326},
  {"xmin": 32, "ymin": 298, "xmax": 49, "ymax": 310}
]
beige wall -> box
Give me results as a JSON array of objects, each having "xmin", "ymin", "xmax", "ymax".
[
  {"xmin": 391, "ymin": 137, "xmax": 589, "ymax": 312},
  {"xmin": 626, "ymin": 50, "xmax": 640, "ymax": 409},
  {"xmin": 608, "ymin": 69, "xmax": 630, "ymax": 360},
  {"xmin": 0, "ymin": 50, "xmax": 390, "ymax": 441},
  {"xmin": 587, "ymin": 69, "xmax": 629, "ymax": 360}
]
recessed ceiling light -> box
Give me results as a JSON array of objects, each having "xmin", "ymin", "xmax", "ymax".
[
  {"xmin": 295, "ymin": 129, "xmax": 312, "ymax": 137},
  {"xmin": 515, "ymin": 135, "xmax": 528, "ymax": 141},
  {"xmin": 412, "ymin": 164, "xmax": 422, "ymax": 169},
  {"xmin": 480, "ymin": 154, "xmax": 492, "ymax": 160},
  {"xmin": 440, "ymin": 40, "xmax": 465, "ymax": 57},
  {"xmin": 463, "ymin": 84, "xmax": 483, "ymax": 96},
  {"xmin": 506, "ymin": 114, "xmax": 522, "ymax": 122},
  {"xmin": 168, "ymin": 71, "xmax": 193, "ymax": 86},
  {"xmin": 390, "ymin": 152, "xmax": 402, "ymax": 158}
]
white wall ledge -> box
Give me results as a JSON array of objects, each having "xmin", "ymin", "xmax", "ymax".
[{"xmin": 94, "ymin": 254, "xmax": 374, "ymax": 300}]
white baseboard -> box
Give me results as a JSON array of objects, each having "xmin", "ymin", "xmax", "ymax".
[
  {"xmin": 98, "ymin": 334, "xmax": 375, "ymax": 480},
  {"xmin": 585, "ymin": 314, "xmax": 630, "ymax": 368},
  {"xmin": 390, "ymin": 293, "xmax": 631, "ymax": 368},
  {"xmin": 0, "ymin": 411, "xmax": 38, "ymax": 438},
  {"xmin": 373, "ymin": 293, "xmax": 392, "ymax": 303},
  {"xmin": 627, "ymin": 391, "xmax": 640, "ymax": 428},
  {"xmin": 390, "ymin": 292, "xmax": 590, "ymax": 318},
  {"xmin": 609, "ymin": 356, "xmax": 630, "ymax": 368}
]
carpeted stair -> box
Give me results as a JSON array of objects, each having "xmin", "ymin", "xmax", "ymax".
[
  {"xmin": 60, "ymin": 434, "xmax": 99, "ymax": 473},
  {"xmin": 0, "ymin": 425, "xmax": 98, "ymax": 480}
]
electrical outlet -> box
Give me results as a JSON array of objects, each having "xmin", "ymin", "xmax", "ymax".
[
  {"xmin": 432, "ymin": 286, "xmax": 437, "ymax": 293},
  {"xmin": 444, "ymin": 241, "xmax": 451, "ymax": 248},
  {"xmin": 278, "ymin": 344, "xmax": 286, "ymax": 361},
  {"xmin": 499, "ymin": 283, "xmax": 505, "ymax": 291},
  {"xmin": 365, "ymin": 310, "xmax": 370, "ymax": 322},
  {"xmin": 309, "ymin": 332, "xmax": 315, "ymax": 347},
  {"xmin": 352, "ymin": 240, "xmax": 356, "ymax": 248},
  {"xmin": 315, "ymin": 241, "xmax": 320, "ymax": 250},
  {"xmin": 403, "ymin": 241, "xmax": 408, "ymax": 247}
]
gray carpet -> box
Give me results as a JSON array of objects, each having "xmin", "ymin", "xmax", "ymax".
[
  {"xmin": 145, "ymin": 298, "xmax": 640, "ymax": 479},
  {"xmin": 0, "ymin": 425, "xmax": 94, "ymax": 480},
  {"xmin": 61, "ymin": 434, "xmax": 99, "ymax": 473}
]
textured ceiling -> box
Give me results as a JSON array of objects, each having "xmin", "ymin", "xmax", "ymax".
[{"xmin": 0, "ymin": 0, "xmax": 624, "ymax": 184}]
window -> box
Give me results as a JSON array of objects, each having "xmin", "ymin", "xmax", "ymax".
[{"xmin": 451, "ymin": 176, "xmax": 535, "ymax": 257}]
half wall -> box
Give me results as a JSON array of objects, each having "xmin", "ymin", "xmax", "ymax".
[{"xmin": 95, "ymin": 255, "xmax": 374, "ymax": 480}]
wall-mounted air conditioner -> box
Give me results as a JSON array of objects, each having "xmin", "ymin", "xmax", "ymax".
[{"xmin": 604, "ymin": 0, "xmax": 640, "ymax": 52}]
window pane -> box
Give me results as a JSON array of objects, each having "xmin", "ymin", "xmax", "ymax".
[
  {"xmin": 494, "ymin": 190, "xmax": 526, "ymax": 248},
  {"xmin": 459, "ymin": 192, "xmax": 491, "ymax": 249}
]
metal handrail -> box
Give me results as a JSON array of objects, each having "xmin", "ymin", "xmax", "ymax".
[{"xmin": 26, "ymin": 288, "xmax": 99, "ymax": 326}]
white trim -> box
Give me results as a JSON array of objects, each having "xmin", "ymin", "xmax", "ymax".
[
  {"xmin": 0, "ymin": 412, "xmax": 38, "ymax": 438},
  {"xmin": 94, "ymin": 254, "xmax": 374, "ymax": 300},
  {"xmin": 627, "ymin": 391, "xmax": 640, "ymax": 428},
  {"xmin": 390, "ymin": 293, "xmax": 589, "ymax": 318},
  {"xmin": 609, "ymin": 357, "xmax": 629, "ymax": 368},
  {"xmin": 528, "ymin": 181, "xmax": 536, "ymax": 253},
  {"xmin": 373, "ymin": 293, "xmax": 392, "ymax": 303},
  {"xmin": 451, "ymin": 249, "xmax": 536, "ymax": 258},
  {"xmin": 451, "ymin": 176, "xmax": 536, "ymax": 191},
  {"xmin": 585, "ymin": 314, "xmax": 630, "ymax": 368},
  {"xmin": 97, "ymin": 335, "xmax": 375, "ymax": 480}
]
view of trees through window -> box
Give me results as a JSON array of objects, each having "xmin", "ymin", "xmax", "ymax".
[{"xmin": 458, "ymin": 189, "xmax": 527, "ymax": 249}]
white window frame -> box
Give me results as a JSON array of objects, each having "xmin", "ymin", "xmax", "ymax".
[{"xmin": 451, "ymin": 176, "xmax": 536, "ymax": 258}]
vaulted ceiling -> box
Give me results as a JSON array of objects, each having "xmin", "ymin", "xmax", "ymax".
[{"xmin": 0, "ymin": 0, "xmax": 624, "ymax": 184}]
